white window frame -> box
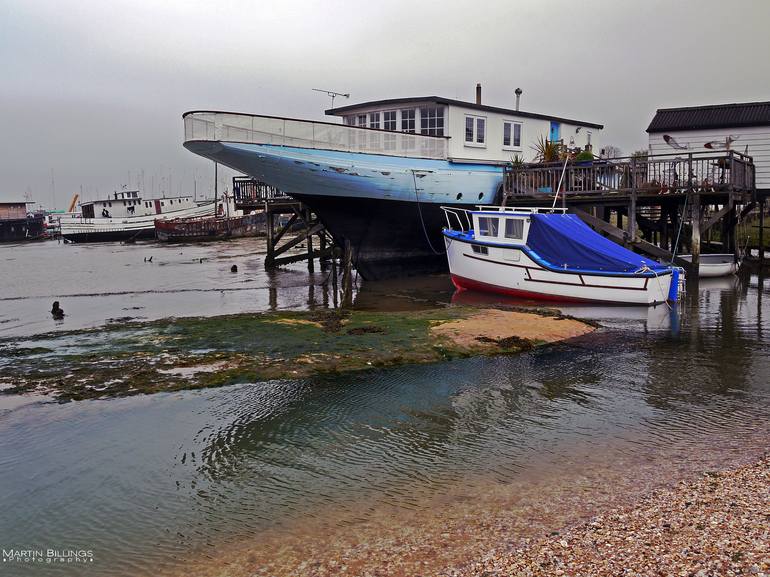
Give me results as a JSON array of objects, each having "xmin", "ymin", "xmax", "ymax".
[
  {"xmin": 464, "ymin": 114, "xmax": 487, "ymax": 148},
  {"xmin": 502, "ymin": 120, "xmax": 523, "ymax": 150},
  {"xmin": 419, "ymin": 106, "xmax": 445, "ymax": 136},
  {"xmin": 383, "ymin": 110, "xmax": 397, "ymax": 131},
  {"xmin": 400, "ymin": 109, "xmax": 416, "ymax": 133},
  {"xmin": 356, "ymin": 114, "xmax": 367, "ymax": 127},
  {"xmin": 369, "ymin": 112, "xmax": 380, "ymax": 129}
]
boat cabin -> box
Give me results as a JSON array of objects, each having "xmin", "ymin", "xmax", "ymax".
[
  {"xmin": 327, "ymin": 87, "xmax": 603, "ymax": 164},
  {"xmin": 443, "ymin": 206, "xmax": 568, "ymax": 251},
  {"xmin": 0, "ymin": 201, "xmax": 29, "ymax": 221},
  {"xmin": 80, "ymin": 191, "xmax": 198, "ymax": 219}
]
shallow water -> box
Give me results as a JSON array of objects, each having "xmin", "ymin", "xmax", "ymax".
[{"xmin": 0, "ymin": 240, "xmax": 769, "ymax": 576}]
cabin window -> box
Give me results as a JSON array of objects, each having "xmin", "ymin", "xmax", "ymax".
[
  {"xmin": 477, "ymin": 216, "xmax": 499, "ymax": 237},
  {"xmin": 465, "ymin": 115, "xmax": 486, "ymax": 146},
  {"xmin": 471, "ymin": 244, "xmax": 488, "ymax": 255},
  {"xmin": 369, "ymin": 112, "xmax": 380, "ymax": 129},
  {"xmin": 401, "ymin": 109, "xmax": 415, "ymax": 133},
  {"xmin": 504, "ymin": 218, "xmax": 524, "ymax": 240},
  {"xmin": 356, "ymin": 114, "xmax": 367, "ymax": 127},
  {"xmin": 503, "ymin": 121, "xmax": 522, "ymax": 148},
  {"xmin": 383, "ymin": 110, "xmax": 397, "ymax": 131},
  {"xmin": 420, "ymin": 107, "xmax": 444, "ymax": 136}
]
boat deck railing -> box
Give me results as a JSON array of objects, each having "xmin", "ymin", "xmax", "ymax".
[
  {"xmin": 504, "ymin": 150, "xmax": 755, "ymax": 198},
  {"xmin": 184, "ymin": 111, "xmax": 449, "ymax": 160}
]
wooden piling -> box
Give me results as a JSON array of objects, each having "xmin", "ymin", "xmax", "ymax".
[
  {"xmin": 690, "ymin": 191, "xmax": 701, "ymax": 273},
  {"xmin": 760, "ymin": 197, "xmax": 766, "ymax": 264}
]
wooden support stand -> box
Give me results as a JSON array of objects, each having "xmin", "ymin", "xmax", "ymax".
[{"xmin": 263, "ymin": 200, "xmax": 337, "ymax": 270}]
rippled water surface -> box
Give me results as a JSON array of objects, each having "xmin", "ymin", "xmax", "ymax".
[{"xmin": 0, "ymin": 240, "xmax": 769, "ymax": 576}]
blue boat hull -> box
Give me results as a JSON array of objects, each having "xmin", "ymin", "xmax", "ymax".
[{"xmin": 184, "ymin": 142, "xmax": 504, "ymax": 279}]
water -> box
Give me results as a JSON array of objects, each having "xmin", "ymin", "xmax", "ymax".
[{"xmin": 0, "ymin": 240, "xmax": 768, "ymax": 576}]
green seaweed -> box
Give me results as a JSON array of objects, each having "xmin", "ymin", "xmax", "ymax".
[{"xmin": 0, "ymin": 306, "xmax": 587, "ymax": 402}]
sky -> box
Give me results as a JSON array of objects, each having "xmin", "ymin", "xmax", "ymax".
[{"xmin": 1, "ymin": 0, "xmax": 769, "ymax": 207}]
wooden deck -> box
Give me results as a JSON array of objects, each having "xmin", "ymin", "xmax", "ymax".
[{"xmin": 502, "ymin": 151, "xmax": 764, "ymax": 272}]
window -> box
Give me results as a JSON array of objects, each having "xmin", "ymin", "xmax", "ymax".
[
  {"xmin": 465, "ymin": 117, "xmax": 474, "ymax": 143},
  {"xmin": 344, "ymin": 116, "xmax": 355, "ymax": 126},
  {"xmin": 503, "ymin": 121, "xmax": 522, "ymax": 148},
  {"xmin": 357, "ymin": 114, "xmax": 367, "ymax": 127},
  {"xmin": 465, "ymin": 115, "xmax": 486, "ymax": 145},
  {"xmin": 401, "ymin": 109, "xmax": 415, "ymax": 133},
  {"xmin": 504, "ymin": 218, "xmax": 524, "ymax": 240},
  {"xmin": 383, "ymin": 111, "xmax": 397, "ymax": 131},
  {"xmin": 420, "ymin": 107, "xmax": 444, "ymax": 136},
  {"xmin": 471, "ymin": 244, "xmax": 489, "ymax": 255},
  {"xmin": 477, "ymin": 216, "xmax": 499, "ymax": 237},
  {"xmin": 369, "ymin": 112, "xmax": 380, "ymax": 129}
]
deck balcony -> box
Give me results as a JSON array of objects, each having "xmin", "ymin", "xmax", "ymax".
[
  {"xmin": 183, "ymin": 111, "xmax": 449, "ymax": 161},
  {"xmin": 503, "ymin": 150, "xmax": 755, "ymax": 202}
]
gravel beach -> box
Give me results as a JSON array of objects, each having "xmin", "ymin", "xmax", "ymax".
[{"xmin": 464, "ymin": 455, "xmax": 769, "ymax": 577}]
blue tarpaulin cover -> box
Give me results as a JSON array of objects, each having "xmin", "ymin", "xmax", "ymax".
[{"xmin": 527, "ymin": 213, "xmax": 670, "ymax": 274}]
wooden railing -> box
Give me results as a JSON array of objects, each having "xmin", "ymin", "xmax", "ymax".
[{"xmin": 504, "ymin": 151, "xmax": 755, "ymax": 197}]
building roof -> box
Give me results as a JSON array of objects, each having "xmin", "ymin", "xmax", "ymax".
[
  {"xmin": 647, "ymin": 101, "xmax": 770, "ymax": 133},
  {"xmin": 326, "ymin": 96, "xmax": 604, "ymax": 130}
]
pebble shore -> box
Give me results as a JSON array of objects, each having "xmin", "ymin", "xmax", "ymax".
[{"xmin": 463, "ymin": 455, "xmax": 769, "ymax": 577}]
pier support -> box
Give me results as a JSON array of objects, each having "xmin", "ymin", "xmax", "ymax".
[
  {"xmin": 689, "ymin": 192, "xmax": 701, "ymax": 274},
  {"xmin": 760, "ymin": 197, "xmax": 766, "ymax": 265},
  {"xmin": 263, "ymin": 200, "xmax": 336, "ymax": 270}
]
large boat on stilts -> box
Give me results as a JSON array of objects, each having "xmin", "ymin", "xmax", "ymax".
[
  {"xmin": 181, "ymin": 85, "xmax": 603, "ymax": 279},
  {"xmin": 441, "ymin": 206, "xmax": 682, "ymax": 305}
]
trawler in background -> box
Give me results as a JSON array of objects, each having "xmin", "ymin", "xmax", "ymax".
[
  {"xmin": 182, "ymin": 85, "xmax": 603, "ymax": 279},
  {"xmin": 60, "ymin": 190, "xmax": 221, "ymax": 242}
]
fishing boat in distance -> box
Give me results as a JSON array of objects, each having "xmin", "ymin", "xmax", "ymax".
[
  {"xmin": 60, "ymin": 190, "xmax": 220, "ymax": 242},
  {"xmin": 441, "ymin": 206, "xmax": 682, "ymax": 305},
  {"xmin": 677, "ymin": 253, "xmax": 738, "ymax": 277},
  {"xmin": 155, "ymin": 211, "xmax": 267, "ymax": 242}
]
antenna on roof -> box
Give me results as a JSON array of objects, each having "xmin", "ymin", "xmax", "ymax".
[{"xmin": 312, "ymin": 88, "xmax": 350, "ymax": 110}]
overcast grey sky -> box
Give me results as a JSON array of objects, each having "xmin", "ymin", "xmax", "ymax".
[{"xmin": 1, "ymin": 0, "xmax": 769, "ymax": 206}]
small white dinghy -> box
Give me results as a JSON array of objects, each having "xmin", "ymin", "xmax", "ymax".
[
  {"xmin": 442, "ymin": 206, "xmax": 683, "ymax": 306},
  {"xmin": 676, "ymin": 254, "xmax": 738, "ymax": 278}
]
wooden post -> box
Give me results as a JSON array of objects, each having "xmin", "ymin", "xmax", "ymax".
[
  {"xmin": 341, "ymin": 239, "xmax": 353, "ymax": 308},
  {"xmin": 629, "ymin": 157, "xmax": 637, "ymax": 242},
  {"xmin": 265, "ymin": 201, "xmax": 275, "ymax": 269},
  {"xmin": 759, "ymin": 196, "xmax": 765, "ymax": 264},
  {"xmin": 730, "ymin": 201, "xmax": 738, "ymax": 262},
  {"xmin": 690, "ymin": 192, "xmax": 701, "ymax": 275},
  {"xmin": 305, "ymin": 207, "xmax": 314, "ymax": 272}
]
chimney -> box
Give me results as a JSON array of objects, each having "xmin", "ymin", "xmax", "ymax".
[
  {"xmin": 475, "ymin": 83, "xmax": 482, "ymax": 105},
  {"xmin": 515, "ymin": 87, "xmax": 523, "ymax": 111}
]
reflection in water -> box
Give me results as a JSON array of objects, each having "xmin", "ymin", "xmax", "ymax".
[{"xmin": 0, "ymin": 271, "xmax": 768, "ymax": 577}]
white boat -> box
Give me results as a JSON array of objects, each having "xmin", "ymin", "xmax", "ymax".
[
  {"xmin": 442, "ymin": 206, "xmax": 682, "ymax": 305},
  {"xmin": 60, "ymin": 190, "xmax": 222, "ymax": 242},
  {"xmin": 677, "ymin": 253, "xmax": 738, "ymax": 277}
]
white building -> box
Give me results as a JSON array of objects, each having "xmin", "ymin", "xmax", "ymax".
[
  {"xmin": 327, "ymin": 87, "xmax": 603, "ymax": 164},
  {"xmin": 647, "ymin": 100, "xmax": 770, "ymax": 191}
]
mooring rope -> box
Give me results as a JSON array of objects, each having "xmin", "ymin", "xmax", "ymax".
[
  {"xmin": 635, "ymin": 264, "xmax": 672, "ymax": 310},
  {"xmin": 411, "ymin": 170, "xmax": 445, "ymax": 256}
]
